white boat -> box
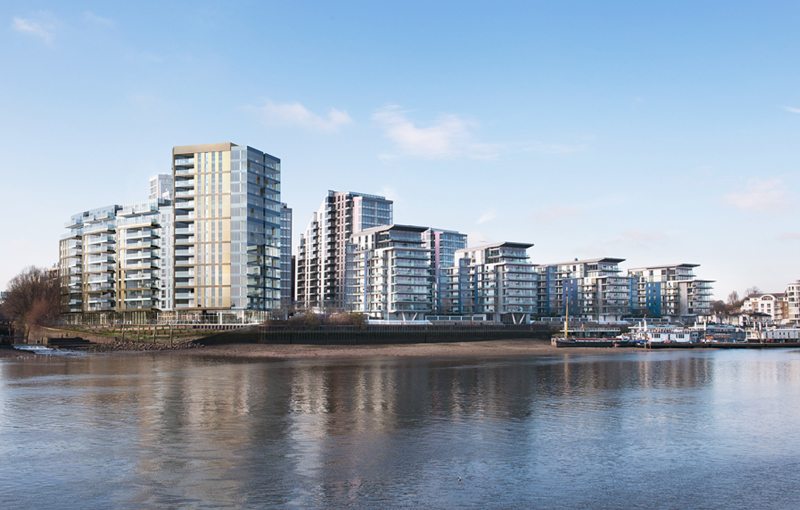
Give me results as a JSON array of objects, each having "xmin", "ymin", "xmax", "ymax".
[{"xmin": 628, "ymin": 321, "xmax": 693, "ymax": 344}]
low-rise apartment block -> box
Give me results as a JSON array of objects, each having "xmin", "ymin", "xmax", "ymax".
[
  {"xmin": 535, "ymin": 257, "xmax": 631, "ymax": 322},
  {"xmin": 786, "ymin": 281, "xmax": 800, "ymax": 324},
  {"xmin": 742, "ymin": 292, "xmax": 789, "ymax": 324},
  {"xmin": 628, "ymin": 263, "xmax": 713, "ymax": 321}
]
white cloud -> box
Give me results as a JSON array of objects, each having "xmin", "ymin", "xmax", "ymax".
[
  {"xmin": 372, "ymin": 105, "xmax": 498, "ymax": 160},
  {"xmin": 722, "ymin": 178, "xmax": 794, "ymax": 212},
  {"xmin": 535, "ymin": 206, "xmax": 581, "ymax": 225},
  {"xmin": 779, "ymin": 232, "xmax": 800, "ymax": 241},
  {"xmin": 783, "ymin": 106, "xmax": 800, "ymax": 114},
  {"xmin": 244, "ymin": 99, "xmax": 352, "ymax": 132},
  {"xmin": 9, "ymin": 238, "xmax": 29, "ymax": 248},
  {"xmin": 476, "ymin": 209, "xmax": 498, "ymax": 225},
  {"xmin": 84, "ymin": 11, "xmax": 115, "ymax": 27},
  {"xmin": 11, "ymin": 16, "xmax": 54, "ymax": 43}
]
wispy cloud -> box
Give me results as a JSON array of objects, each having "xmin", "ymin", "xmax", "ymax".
[
  {"xmin": 783, "ymin": 106, "xmax": 800, "ymax": 114},
  {"xmin": 11, "ymin": 15, "xmax": 54, "ymax": 43},
  {"xmin": 84, "ymin": 11, "xmax": 115, "ymax": 27},
  {"xmin": 778, "ymin": 232, "xmax": 800, "ymax": 241},
  {"xmin": 722, "ymin": 177, "xmax": 794, "ymax": 212},
  {"xmin": 476, "ymin": 209, "xmax": 498, "ymax": 225},
  {"xmin": 535, "ymin": 206, "xmax": 581, "ymax": 225},
  {"xmin": 372, "ymin": 105, "xmax": 499, "ymax": 160},
  {"xmin": 244, "ymin": 99, "xmax": 353, "ymax": 132}
]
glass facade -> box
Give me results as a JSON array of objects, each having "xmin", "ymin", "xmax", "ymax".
[{"xmin": 173, "ymin": 143, "xmax": 281, "ymax": 317}]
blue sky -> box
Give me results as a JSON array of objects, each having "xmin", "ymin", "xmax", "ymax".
[{"xmin": 2, "ymin": 1, "xmax": 799, "ymax": 300}]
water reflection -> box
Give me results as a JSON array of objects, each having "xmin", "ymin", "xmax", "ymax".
[{"xmin": 2, "ymin": 350, "xmax": 800, "ymax": 508}]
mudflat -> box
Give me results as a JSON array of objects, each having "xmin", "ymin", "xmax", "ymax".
[{"xmin": 177, "ymin": 339, "xmax": 625, "ymax": 359}]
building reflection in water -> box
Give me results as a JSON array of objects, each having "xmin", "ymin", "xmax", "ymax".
[{"xmin": 2, "ymin": 349, "xmax": 800, "ymax": 508}]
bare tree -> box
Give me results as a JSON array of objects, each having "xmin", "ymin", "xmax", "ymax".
[
  {"xmin": 727, "ymin": 291, "xmax": 740, "ymax": 306},
  {"xmin": 2, "ymin": 266, "xmax": 61, "ymax": 337},
  {"xmin": 744, "ymin": 286, "xmax": 762, "ymax": 298}
]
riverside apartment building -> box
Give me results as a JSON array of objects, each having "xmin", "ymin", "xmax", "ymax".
[
  {"xmin": 296, "ymin": 190, "xmax": 393, "ymax": 312},
  {"xmin": 60, "ymin": 142, "xmax": 284, "ymax": 324}
]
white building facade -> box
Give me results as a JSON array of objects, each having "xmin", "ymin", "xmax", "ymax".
[
  {"xmin": 345, "ymin": 225, "xmax": 432, "ymax": 321},
  {"xmin": 441, "ymin": 242, "xmax": 537, "ymax": 324},
  {"xmin": 742, "ymin": 293, "xmax": 788, "ymax": 324},
  {"xmin": 536, "ymin": 257, "xmax": 631, "ymax": 322},
  {"xmin": 296, "ymin": 191, "xmax": 393, "ymax": 312},
  {"xmin": 628, "ymin": 263, "xmax": 713, "ymax": 322}
]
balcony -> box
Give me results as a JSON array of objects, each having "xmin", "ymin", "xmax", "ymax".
[
  {"xmin": 117, "ymin": 216, "xmax": 160, "ymax": 231},
  {"xmin": 174, "ymin": 157, "xmax": 195, "ymax": 167},
  {"xmin": 87, "ymin": 255, "xmax": 115, "ymax": 264},
  {"xmin": 119, "ymin": 205, "xmax": 157, "ymax": 217},
  {"xmin": 174, "ymin": 178, "xmax": 195, "ymax": 188},
  {"xmin": 175, "ymin": 212, "xmax": 195, "ymax": 221},
  {"xmin": 121, "ymin": 302, "xmax": 157, "ymax": 310},
  {"xmin": 87, "ymin": 294, "xmax": 115, "ymax": 304},
  {"xmin": 88, "ymin": 285, "xmax": 115, "ymax": 294},
  {"xmin": 174, "ymin": 199, "xmax": 195, "ymax": 209},
  {"xmin": 121, "ymin": 261, "xmax": 157, "ymax": 270},
  {"xmin": 87, "ymin": 303, "xmax": 114, "ymax": 312},
  {"xmin": 85, "ymin": 234, "xmax": 115, "ymax": 245},
  {"xmin": 124, "ymin": 251, "xmax": 157, "ymax": 261},
  {"xmin": 84, "ymin": 244, "xmax": 114, "ymax": 255},
  {"xmin": 83, "ymin": 223, "xmax": 116, "ymax": 235}
]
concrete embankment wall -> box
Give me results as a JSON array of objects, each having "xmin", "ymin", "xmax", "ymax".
[
  {"xmin": 25, "ymin": 326, "xmax": 119, "ymax": 345},
  {"xmin": 28, "ymin": 326, "xmax": 169, "ymax": 345},
  {"xmin": 198, "ymin": 327, "xmax": 553, "ymax": 346}
]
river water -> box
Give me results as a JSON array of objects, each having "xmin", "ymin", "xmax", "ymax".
[{"xmin": 2, "ymin": 349, "xmax": 800, "ymax": 509}]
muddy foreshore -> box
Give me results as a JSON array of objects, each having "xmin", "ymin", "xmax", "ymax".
[
  {"xmin": 2, "ymin": 339, "xmax": 638, "ymax": 360},
  {"xmin": 170, "ymin": 339, "xmax": 625, "ymax": 359}
]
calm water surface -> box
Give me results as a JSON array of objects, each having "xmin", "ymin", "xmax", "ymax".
[{"xmin": 2, "ymin": 349, "xmax": 800, "ymax": 509}]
